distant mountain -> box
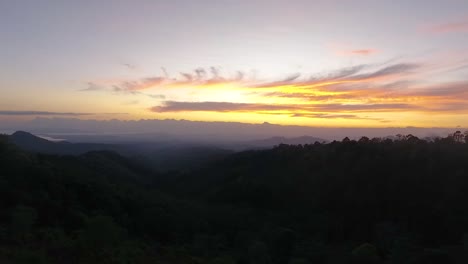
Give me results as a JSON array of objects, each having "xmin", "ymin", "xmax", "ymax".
[
  {"xmin": 1, "ymin": 117, "xmax": 460, "ymax": 142},
  {"xmin": 9, "ymin": 131, "xmax": 115, "ymax": 155},
  {"xmin": 7, "ymin": 131, "xmax": 326, "ymax": 170},
  {"xmin": 7, "ymin": 131, "xmax": 232, "ymax": 171},
  {"xmin": 10, "ymin": 130, "xmax": 59, "ymax": 147},
  {"xmin": 238, "ymin": 135, "xmax": 325, "ymax": 149}
]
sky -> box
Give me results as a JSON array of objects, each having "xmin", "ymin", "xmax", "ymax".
[{"xmin": 1, "ymin": 0, "xmax": 468, "ymax": 128}]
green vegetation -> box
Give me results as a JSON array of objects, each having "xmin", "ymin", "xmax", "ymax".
[{"xmin": 1, "ymin": 132, "xmax": 468, "ymax": 263}]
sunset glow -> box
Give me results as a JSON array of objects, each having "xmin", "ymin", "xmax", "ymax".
[{"xmin": 2, "ymin": 1, "xmax": 468, "ymax": 128}]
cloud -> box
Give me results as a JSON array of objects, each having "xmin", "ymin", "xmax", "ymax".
[
  {"xmin": 253, "ymin": 73, "xmax": 303, "ymax": 88},
  {"xmin": 309, "ymin": 103, "xmax": 418, "ymax": 112},
  {"xmin": 86, "ymin": 63, "xmax": 419, "ymax": 94},
  {"xmin": 254, "ymin": 63, "xmax": 419, "ymax": 89},
  {"xmin": 0, "ymin": 111, "xmax": 94, "ymax": 116},
  {"xmin": 408, "ymin": 81, "xmax": 468, "ymax": 98},
  {"xmin": 146, "ymin": 94, "xmax": 166, "ymax": 99},
  {"xmin": 151, "ymin": 101, "xmax": 299, "ymax": 113},
  {"xmin": 79, "ymin": 82, "xmax": 105, "ymax": 91},
  {"xmin": 262, "ymin": 92, "xmax": 337, "ymax": 101},
  {"xmin": 180, "ymin": 72, "xmax": 194, "ymax": 81},
  {"xmin": 347, "ymin": 63, "xmax": 419, "ymax": 81},
  {"xmin": 426, "ymin": 102, "xmax": 468, "ymax": 112},
  {"xmin": 93, "ymin": 67, "xmax": 249, "ymax": 92},
  {"xmin": 319, "ymin": 65, "xmax": 368, "ymax": 80},
  {"xmin": 151, "ymin": 101, "xmax": 418, "ymax": 114},
  {"xmin": 122, "ymin": 63, "xmax": 137, "ymax": 70},
  {"xmin": 351, "ymin": 49, "xmax": 378, "ymax": 55},
  {"xmin": 84, "ymin": 61, "xmax": 468, "ymax": 122},
  {"xmin": 291, "ymin": 113, "xmax": 387, "ymax": 121},
  {"xmin": 338, "ymin": 49, "xmax": 378, "ymax": 56},
  {"xmin": 115, "ymin": 77, "xmax": 166, "ymax": 91},
  {"xmin": 105, "ymin": 84, "xmax": 165, "ymax": 99},
  {"xmin": 80, "ymin": 79, "xmax": 167, "ymax": 103},
  {"xmin": 428, "ymin": 19, "xmax": 468, "ymax": 34}
]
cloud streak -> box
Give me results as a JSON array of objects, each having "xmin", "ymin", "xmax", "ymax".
[
  {"xmin": 80, "ymin": 82, "xmax": 105, "ymax": 91},
  {"xmin": 337, "ymin": 49, "xmax": 378, "ymax": 56},
  {"xmin": 0, "ymin": 111, "xmax": 128, "ymax": 116},
  {"xmin": 428, "ymin": 19, "xmax": 468, "ymax": 34},
  {"xmin": 0, "ymin": 111, "xmax": 94, "ymax": 116},
  {"xmin": 151, "ymin": 101, "xmax": 297, "ymax": 113},
  {"xmin": 350, "ymin": 49, "xmax": 378, "ymax": 55},
  {"xmin": 85, "ymin": 63, "xmax": 419, "ymax": 93},
  {"xmin": 151, "ymin": 101, "xmax": 419, "ymax": 113},
  {"xmin": 82, "ymin": 60, "xmax": 468, "ymax": 123},
  {"xmin": 251, "ymin": 63, "xmax": 419, "ymax": 90}
]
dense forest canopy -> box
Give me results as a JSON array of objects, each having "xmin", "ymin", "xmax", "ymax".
[{"xmin": 1, "ymin": 131, "xmax": 468, "ymax": 263}]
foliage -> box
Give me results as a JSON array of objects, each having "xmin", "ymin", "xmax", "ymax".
[{"xmin": 2, "ymin": 132, "xmax": 468, "ymax": 262}]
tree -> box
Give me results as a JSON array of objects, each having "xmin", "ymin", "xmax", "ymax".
[
  {"xmin": 453, "ymin": 131, "xmax": 464, "ymax": 143},
  {"xmin": 248, "ymin": 241, "xmax": 271, "ymax": 264},
  {"xmin": 9, "ymin": 205, "xmax": 37, "ymax": 243},
  {"xmin": 396, "ymin": 134, "xmax": 404, "ymax": 141},
  {"xmin": 405, "ymin": 134, "xmax": 418, "ymax": 141},
  {"xmin": 358, "ymin": 137, "xmax": 370, "ymax": 143},
  {"xmin": 351, "ymin": 243, "xmax": 381, "ymax": 264},
  {"xmin": 270, "ymin": 228, "xmax": 296, "ymax": 264},
  {"xmin": 77, "ymin": 215, "xmax": 126, "ymax": 259}
]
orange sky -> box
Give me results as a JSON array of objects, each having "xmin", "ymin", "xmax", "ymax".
[
  {"xmin": 2, "ymin": 1, "xmax": 468, "ymax": 128},
  {"xmin": 68, "ymin": 62, "xmax": 468, "ymax": 128}
]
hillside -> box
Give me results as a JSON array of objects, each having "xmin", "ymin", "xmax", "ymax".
[
  {"xmin": 161, "ymin": 134, "xmax": 468, "ymax": 263},
  {"xmin": 8, "ymin": 131, "xmax": 117, "ymax": 155},
  {"xmin": 1, "ymin": 133, "xmax": 468, "ymax": 263},
  {"xmin": 7, "ymin": 131, "xmax": 233, "ymax": 172}
]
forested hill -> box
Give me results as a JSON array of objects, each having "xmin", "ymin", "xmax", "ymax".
[
  {"xmin": 6, "ymin": 131, "xmax": 233, "ymax": 172},
  {"xmin": 161, "ymin": 132, "xmax": 468, "ymax": 263},
  {"xmin": 7, "ymin": 131, "xmax": 120, "ymax": 155},
  {"xmin": 2, "ymin": 132, "xmax": 468, "ymax": 263}
]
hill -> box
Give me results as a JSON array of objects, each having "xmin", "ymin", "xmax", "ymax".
[
  {"xmin": 8, "ymin": 131, "xmax": 116, "ymax": 155},
  {"xmin": 161, "ymin": 135, "xmax": 468, "ymax": 263},
  {"xmin": 7, "ymin": 131, "xmax": 233, "ymax": 172},
  {"xmin": 2, "ymin": 133, "xmax": 468, "ymax": 263}
]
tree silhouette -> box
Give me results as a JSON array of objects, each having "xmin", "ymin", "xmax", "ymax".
[
  {"xmin": 9, "ymin": 205, "xmax": 37, "ymax": 243},
  {"xmin": 453, "ymin": 131, "xmax": 464, "ymax": 143}
]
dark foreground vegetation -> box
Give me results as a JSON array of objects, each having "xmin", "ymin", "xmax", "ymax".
[{"xmin": 1, "ymin": 131, "xmax": 468, "ymax": 263}]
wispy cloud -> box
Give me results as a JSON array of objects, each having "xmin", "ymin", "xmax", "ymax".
[
  {"xmin": 114, "ymin": 77, "xmax": 166, "ymax": 91},
  {"xmin": 291, "ymin": 113, "xmax": 388, "ymax": 122},
  {"xmin": 0, "ymin": 110, "xmax": 128, "ymax": 116},
  {"xmin": 122, "ymin": 63, "xmax": 137, "ymax": 70},
  {"xmin": 337, "ymin": 49, "xmax": 378, "ymax": 56},
  {"xmin": 351, "ymin": 49, "xmax": 378, "ymax": 55},
  {"xmin": 102, "ymin": 63, "xmax": 418, "ymax": 92},
  {"xmin": 407, "ymin": 81, "xmax": 468, "ymax": 98},
  {"xmin": 253, "ymin": 63, "xmax": 419, "ymax": 89},
  {"xmin": 151, "ymin": 101, "xmax": 297, "ymax": 113},
  {"xmin": 83, "ymin": 60, "xmax": 468, "ymax": 122},
  {"xmin": 310, "ymin": 103, "xmax": 417, "ymax": 112},
  {"xmin": 428, "ymin": 19, "xmax": 468, "ymax": 34},
  {"xmin": 0, "ymin": 110, "xmax": 94, "ymax": 116},
  {"xmin": 354, "ymin": 63, "xmax": 418, "ymax": 78},
  {"xmin": 90, "ymin": 67, "xmax": 255, "ymax": 93},
  {"xmin": 80, "ymin": 82, "xmax": 165, "ymax": 100},
  {"xmin": 151, "ymin": 101, "xmax": 418, "ymax": 113},
  {"xmin": 80, "ymin": 82, "xmax": 105, "ymax": 91},
  {"xmin": 146, "ymin": 94, "xmax": 166, "ymax": 99}
]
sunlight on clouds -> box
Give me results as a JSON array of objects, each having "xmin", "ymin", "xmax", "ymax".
[{"xmin": 78, "ymin": 62, "xmax": 468, "ymax": 127}]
